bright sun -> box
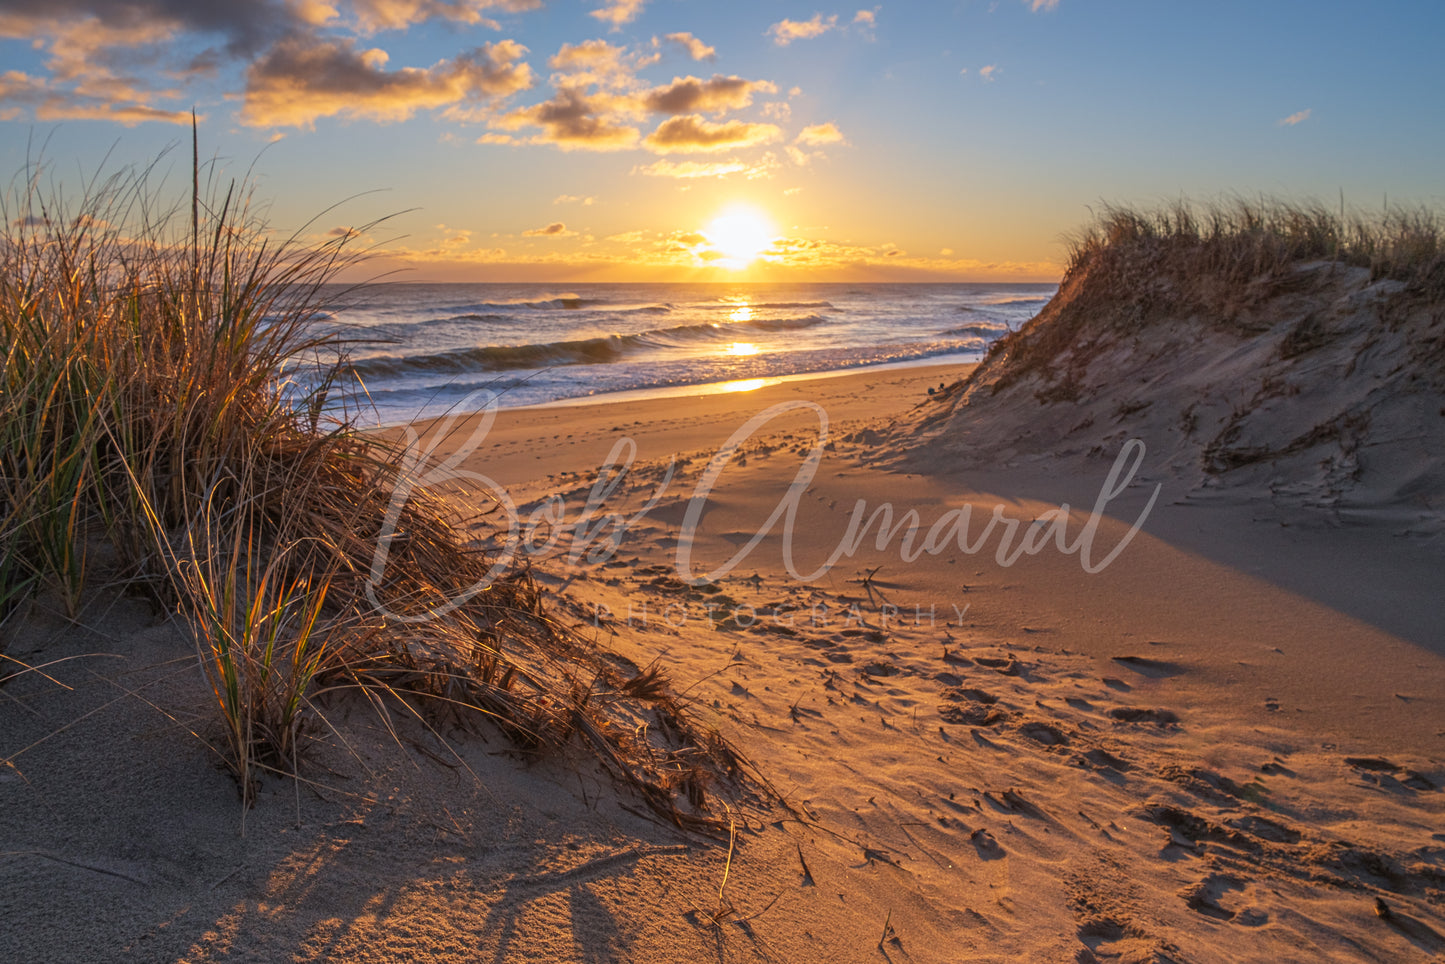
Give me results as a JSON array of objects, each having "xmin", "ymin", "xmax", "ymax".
[{"xmin": 704, "ymin": 206, "xmax": 775, "ymax": 268}]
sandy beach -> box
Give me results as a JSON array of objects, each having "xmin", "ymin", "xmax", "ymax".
[
  {"xmin": 5, "ymin": 356, "xmax": 1443, "ymax": 962},
  {"xmin": 5, "ymin": 2, "xmax": 1444, "ymax": 958}
]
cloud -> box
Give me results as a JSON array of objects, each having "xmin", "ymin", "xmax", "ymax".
[
  {"xmin": 554, "ymin": 194, "xmax": 595, "ymax": 204},
  {"xmin": 767, "ymin": 14, "xmax": 838, "ymax": 46},
  {"xmin": 0, "ymin": 1, "xmax": 548, "ymax": 127},
  {"xmin": 661, "ymin": 32, "xmax": 714, "ymax": 61},
  {"xmin": 1277, "ymin": 108, "xmax": 1311, "ymax": 127},
  {"xmin": 523, "ymin": 221, "xmax": 575, "ymax": 237},
  {"xmin": 590, "ymin": 0, "xmax": 645, "ymax": 29},
  {"xmin": 632, "ymin": 155, "xmax": 778, "ymax": 179},
  {"xmin": 498, "ymin": 87, "xmax": 640, "ymax": 150},
  {"xmin": 643, "ymin": 114, "xmax": 782, "ymax": 153},
  {"xmin": 1025, "ymin": 0, "xmax": 1059, "ymax": 10},
  {"xmin": 0, "ymin": 1, "xmax": 293, "ymax": 59},
  {"xmin": 293, "ymin": 0, "xmax": 340, "ymax": 26},
  {"xmin": 978, "ymin": 64, "xmax": 998, "ymax": 81},
  {"xmin": 0, "ymin": 65, "xmax": 191, "ymax": 125},
  {"xmin": 640, "ymin": 75, "xmax": 775, "ymax": 114},
  {"xmin": 435, "ymin": 224, "xmax": 473, "ymax": 247},
  {"xmin": 549, "ymin": 39, "xmax": 625, "ymax": 73},
  {"xmin": 852, "ymin": 7, "xmax": 878, "ymax": 39},
  {"xmin": 350, "ymin": 0, "xmax": 541, "ymax": 33},
  {"xmin": 239, "ymin": 36, "xmax": 532, "ymax": 128},
  {"xmin": 0, "ymin": 8, "xmax": 211, "ymax": 124},
  {"xmin": 498, "ymin": 51, "xmax": 778, "ymax": 151},
  {"xmin": 795, "ymin": 122, "xmax": 844, "ymax": 146},
  {"xmin": 547, "ymin": 39, "xmax": 657, "ymax": 89}
]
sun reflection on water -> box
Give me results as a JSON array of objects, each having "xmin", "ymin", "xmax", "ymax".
[
  {"xmin": 729, "ymin": 305, "xmax": 753, "ymax": 322},
  {"xmin": 721, "ymin": 378, "xmax": 766, "ymax": 393},
  {"xmin": 726, "ymin": 342, "xmax": 760, "ymax": 356}
]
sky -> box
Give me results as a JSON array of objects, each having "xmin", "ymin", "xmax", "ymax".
[{"xmin": 1, "ymin": 0, "xmax": 1443, "ymax": 282}]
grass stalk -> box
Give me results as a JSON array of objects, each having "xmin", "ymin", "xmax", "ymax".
[{"xmin": 1, "ymin": 139, "xmax": 758, "ymax": 830}]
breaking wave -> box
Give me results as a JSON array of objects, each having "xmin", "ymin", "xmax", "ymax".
[{"xmin": 348, "ymin": 313, "xmax": 832, "ymax": 377}]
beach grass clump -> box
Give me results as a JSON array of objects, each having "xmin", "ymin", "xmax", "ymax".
[
  {"xmin": 0, "ymin": 146, "xmax": 751, "ymax": 829},
  {"xmin": 1062, "ymin": 198, "xmax": 1445, "ymax": 317},
  {"xmin": 978, "ymin": 197, "xmax": 1445, "ymax": 392}
]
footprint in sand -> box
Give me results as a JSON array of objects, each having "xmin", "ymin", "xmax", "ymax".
[
  {"xmin": 974, "ymin": 654, "xmax": 1022, "ymax": 676},
  {"xmin": 1017, "ymin": 720, "xmax": 1070, "ymax": 747},
  {"xmin": 938, "ymin": 687, "xmax": 1008, "ymax": 727},
  {"xmin": 1225, "ymin": 814, "xmax": 1302, "ymax": 844},
  {"xmin": 1075, "ymin": 747, "xmax": 1132, "ymax": 773},
  {"xmin": 1108, "ymin": 706, "xmax": 1180, "ymax": 726},
  {"xmin": 1142, "ymin": 805, "xmax": 1260, "ymax": 854},
  {"xmin": 968, "ymin": 827, "xmax": 1005, "ymax": 860},
  {"xmin": 1181, "ymin": 873, "xmax": 1246, "ymax": 921},
  {"xmin": 1344, "ymin": 756, "xmax": 1439, "ymax": 792},
  {"xmin": 1110, "ymin": 655, "xmax": 1185, "ymax": 678}
]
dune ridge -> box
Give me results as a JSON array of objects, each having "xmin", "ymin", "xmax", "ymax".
[{"xmin": 899, "ymin": 202, "xmax": 1445, "ymax": 537}]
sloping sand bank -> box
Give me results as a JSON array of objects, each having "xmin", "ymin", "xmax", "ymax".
[{"xmin": 4, "ymin": 363, "xmax": 1442, "ymax": 963}]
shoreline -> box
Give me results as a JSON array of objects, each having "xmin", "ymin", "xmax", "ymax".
[
  {"xmin": 368, "ymin": 353, "xmax": 981, "ymax": 429},
  {"xmin": 379, "ymin": 361, "xmax": 970, "ymax": 490}
]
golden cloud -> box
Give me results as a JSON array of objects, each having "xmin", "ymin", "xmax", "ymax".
[
  {"xmin": 632, "ymin": 155, "xmax": 778, "ymax": 179},
  {"xmin": 795, "ymin": 122, "xmax": 844, "ymax": 145},
  {"xmin": 546, "ymin": 39, "xmax": 658, "ymax": 90},
  {"xmin": 640, "ymin": 74, "xmax": 775, "ymax": 114},
  {"xmin": 661, "ymin": 32, "xmax": 714, "ymax": 61},
  {"xmin": 0, "ymin": 65, "xmax": 190, "ymax": 126},
  {"xmin": 0, "ymin": 10, "xmax": 198, "ymax": 125},
  {"xmin": 498, "ymin": 87, "xmax": 640, "ymax": 150},
  {"xmin": 549, "ymin": 39, "xmax": 625, "ymax": 72},
  {"xmin": 239, "ymin": 36, "xmax": 533, "ymax": 128},
  {"xmin": 643, "ymin": 114, "xmax": 782, "ymax": 153},
  {"xmin": 351, "ymin": 0, "xmax": 540, "ymax": 33},
  {"xmin": 589, "ymin": 0, "xmax": 645, "ymax": 29},
  {"xmin": 767, "ymin": 14, "xmax": 837, "ymax": 45},
  {"xmin": 522, "ymin": 221, "xmax": 575, "ymax": 237}
]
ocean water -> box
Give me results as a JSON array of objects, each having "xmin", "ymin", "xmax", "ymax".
[{"xmin": 315, "ymin": 282, "xmax": 1057, "ymax": 426}]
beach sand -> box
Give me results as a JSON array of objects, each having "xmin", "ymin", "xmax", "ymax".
[{"xmin": 4, "ymin": 363, "xmax": 1443, "ymax": 962}]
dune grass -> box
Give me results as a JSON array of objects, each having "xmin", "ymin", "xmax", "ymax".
[
  {"xmin": 1062, "ymin": 198, "xmax": 1445, "ymax": 314},
  {"xmin": 0, "ymin": 143, "xmax": 751, "ymax": 829},
  {"xmin": 968, "ymin": 197, "xmax": 1445, "ymax": 395}
]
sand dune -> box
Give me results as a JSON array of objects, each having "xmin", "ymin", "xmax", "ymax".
[
  {"xmin": 5, "ymin": 345, "xmax": 1443, "ymax": 962},
  {"xmin": 900, "ymin": 259, "xmax": 1445, "ymax": 538}
]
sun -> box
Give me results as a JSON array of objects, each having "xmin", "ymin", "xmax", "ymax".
[{"xmin": 704, "ymin": 205, "xmax": 775, "ymax": 269}]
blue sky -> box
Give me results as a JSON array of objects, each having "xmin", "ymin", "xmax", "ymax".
[{"xmin": 2, "ymin": 0, "xmax": 1442, "ymax": 280}]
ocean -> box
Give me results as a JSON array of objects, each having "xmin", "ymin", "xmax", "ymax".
[{"xmin": 315, "ymin": 282, "xmax": 1057, "ymax": 426}]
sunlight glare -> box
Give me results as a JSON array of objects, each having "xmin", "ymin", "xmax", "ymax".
[
  {"xmin": 705, "ymin": 206, "xmax": 775, "ymax": 269},
  {"xmin": 726, "ymin": 342, "xmax": 760, "ymax": 356},
  {"xmin": 721, "ymin": 378, "xmax": 767, "ymax": 393}
]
